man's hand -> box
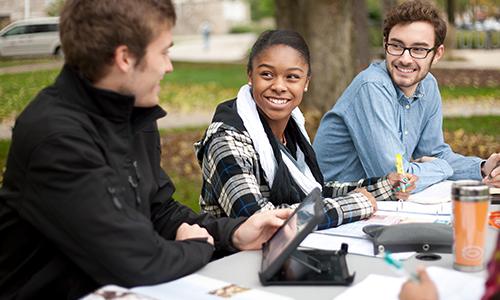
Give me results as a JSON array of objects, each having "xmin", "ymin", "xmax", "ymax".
[
  {"xmin": 175, "ymin": 223, "xmax": 214, "ymax": 245},
  {"xmin": 413, "ymin": 156, "xmax": 436, "ymax": 163},
  {"xmin": 387, "ymin": 173, "xmax": 418, "ymax": 200},
  {"xmin": 232, "ymin": 209, "xmax": 292, "ymax": 251},
  {"xmin": 354, "ymin": 187, "xmax": 377, "ymax": 213},
  {"xmin": 399, "ymin": 267, "xmax": 438, "ymax": 300},
  {"xmin": 482, "ymin": 153, "xmax": 500, "ymax": 187}
]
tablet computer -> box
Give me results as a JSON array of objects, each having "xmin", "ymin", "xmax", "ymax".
[{"xmin": 259, "ymin": 188, "xmax": 323, "ymax": 283}]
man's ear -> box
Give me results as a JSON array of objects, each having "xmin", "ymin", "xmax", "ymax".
[
  {"xmin": 114, "ymin": 45, "xmax": 135, "ymax": 73},
  {"xmin": 432, "ymin": 44, "xmax": 445, "ymax": 65}
]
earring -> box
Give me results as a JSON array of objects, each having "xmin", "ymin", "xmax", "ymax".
[
  {"xmin": 304, "ymin": 87, "xmax": 308, "ymax": 92},
  {"xmin": 248, "ymin": 82, "xmax": 252, "ymax": 86}
]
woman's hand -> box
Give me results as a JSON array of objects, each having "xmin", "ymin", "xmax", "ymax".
[
  {"xmin": 387, "ymin": 173, "xmax": 418, "ymax": 200},
  {"xmin": 354, "ymin": 187, "xmax": 377, "ymax": 213}
]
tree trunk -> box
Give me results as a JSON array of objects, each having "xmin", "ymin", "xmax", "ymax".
[
  {"xmin": 444, "ymin": 0, "xmax": 456, "ymax": 57},
  {"xmin": 275, "ymin": 0, "xmax": 367, "ymax": 120},
  {"xmin": 382, "ymin": 0, "xmax": 398, "ymax": 20},
  {"xmin": 352, "ymin": 0, "xmax": 370, "ymax": 73}
]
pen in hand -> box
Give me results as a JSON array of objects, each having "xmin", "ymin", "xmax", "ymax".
[
  {"xmin": 395, "ymin": 154, "xmax": 406, "ymax": 193},
  {"xmin": 383, "ymin": 252, "xmax": 419, "ymax": 281}
]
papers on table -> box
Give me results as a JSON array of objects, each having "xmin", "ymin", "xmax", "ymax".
[
  {"xmin": 378, "ymin": 180, "xmax": 453, "ymax": 215},
  {"xmin": 317, "ymin": 213, "xmax": 403, "ymax": 238},
  {"xmin": 377, "ymin": 201, "xmax": 452, "ymax": 216},
  {"xmin": 300, "ymin": 233, "xmax": 415, "ymax": 260},
  {"xmin": 315, "ymin": 210, "xmax": 450, "ymax": 240},
  {"xmin": 333, "ymin": 266, "xmax": 486, "ymax": 300},
  {"xmin": 334, "ymin": 274, "xmax": 405, "ymax": 300},
  {"xmin": 408, "ymin": 180, "xmax": 452, "ymax": 204},
  {"xmin": 301, "ymin": 233, "xmax": 373, "ymax": 255},
  {"xmin": 302, "ymin": 182, "xmax": 454, "ymax": 257},
  {"xmin": 83, "ymin": 274, "xmax": 293, "ymax": 300}
]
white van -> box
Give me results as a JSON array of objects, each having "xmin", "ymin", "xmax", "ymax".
[{"xmin": 0, "ymin": 17, "xmax": 61, "ymax": 57}]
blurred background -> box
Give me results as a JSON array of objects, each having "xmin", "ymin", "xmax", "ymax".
[{"xmin": 0, "ymin": 0, "xmax": 498, "ymax": 210}]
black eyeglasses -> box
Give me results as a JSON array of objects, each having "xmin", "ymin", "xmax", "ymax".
[{"xmin": 385, "ymin": 43, "xmax": 435, "ymax": 59}]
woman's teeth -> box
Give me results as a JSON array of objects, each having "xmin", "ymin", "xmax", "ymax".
[{"xmin": 268, "ymin": 98, "xmax": 288, "ymax": 104}]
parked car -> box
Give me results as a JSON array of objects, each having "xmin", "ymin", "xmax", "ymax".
[{"xmin": 0, "ymin": 17, "xmax": 61, "ymax": 57}]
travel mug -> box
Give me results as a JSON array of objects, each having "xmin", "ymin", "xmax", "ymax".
[{"xmin": 452, "ymin": 180, "xmax": 490, "ymax": 272}]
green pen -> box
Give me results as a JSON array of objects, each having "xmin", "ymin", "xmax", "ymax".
[{"xmin": 383, "ymin": 252, "xmax": 419, "ymax": 281}]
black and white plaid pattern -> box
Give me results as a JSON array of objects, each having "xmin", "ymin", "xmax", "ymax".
[{"xmin": 195, "ymin": 122, "xmax": 397, "ymax": 229}]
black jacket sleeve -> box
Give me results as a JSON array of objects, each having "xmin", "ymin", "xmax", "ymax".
[
  {"xmin": 19, "ymin": 132, "xmax": 220, "ymax": 287},
  {"xmin": 150, "ymin": 169, "xmax": 247, "ymax": 253}
]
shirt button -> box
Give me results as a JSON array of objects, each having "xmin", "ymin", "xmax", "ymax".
[
  {"xmin": 404, "ymin": 131, "xmax": 408, "ymax": 135},
  {"xmin": 405, "ymin": 105, "xmax": 410, "ymax": 109}
]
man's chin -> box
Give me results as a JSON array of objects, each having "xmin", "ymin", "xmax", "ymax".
[{"xmin": 134, "ymin": 98, "xmax": 159, "ymax": 108}]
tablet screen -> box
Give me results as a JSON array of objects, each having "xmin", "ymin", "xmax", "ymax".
[{"xmin": 261, "ymin": 189, "xmax": 320, "ymax": 273}]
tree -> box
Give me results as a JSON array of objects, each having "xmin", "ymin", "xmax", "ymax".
[
  {"xmin": 274, "ymin": 0, "xmax": 370, "ymax": 119},
  {"xmin": 46, "ymin": 0, "xmax": 65, "ymax": 17},
  {"xmin": 444, "ymin": 0, "xmax": 457, "ymax": 56},
  {"xmin": 248, "ymin": 0, "xmax": 275, "ymax": 21}
]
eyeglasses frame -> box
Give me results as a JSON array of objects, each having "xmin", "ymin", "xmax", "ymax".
[{"xmin": 385, "ymin": 43, "xmax": 436, "ymax": 59}]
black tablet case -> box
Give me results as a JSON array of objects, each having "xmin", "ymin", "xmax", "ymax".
[{"xmin": 259, "ymin": 188, "xmax": 355, "ymax": 286}]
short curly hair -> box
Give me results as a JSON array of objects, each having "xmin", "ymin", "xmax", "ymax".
[{"xmin": 383, "ymin": 0, "xmax": 447, "ymax": 47}]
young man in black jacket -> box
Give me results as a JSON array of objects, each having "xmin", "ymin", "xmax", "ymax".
[{"xmin": 0, "ymin": 0, "xmax": 291, "ymax": 298}]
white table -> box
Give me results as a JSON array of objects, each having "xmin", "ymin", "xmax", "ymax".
[{"xmin": 196, "ymin": 223, "xmax": 497, "ymax": 300}]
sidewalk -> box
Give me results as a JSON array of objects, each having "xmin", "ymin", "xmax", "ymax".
[
  {"xmin": 436, "ymin": 49, "xmax": 500, "ymax": 70},
  {"xmin": 169, "ymin": 33, "xmax": 256, "ymax": 62}
]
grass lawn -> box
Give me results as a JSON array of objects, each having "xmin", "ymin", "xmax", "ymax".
[
  {"xmin": 0, "ymin": 62, "xmax": 246, "ymax": 121},
  {"xmin": 443, "ymin": 115, "xmax": 500, "ymax": 137},
  {"xmin": 1, "ymin": 62, "xmax": 499, "ymax": 122},
  {"xmin": 440, "ymin": 86, "xmax": 500, "ymax": 101},
  {"xmin": 0, "ymin": 57, "xmax": 59, "ymax": 68},
  {"xmin": 168, "ymin": 172, "xmax": 202, "ymax": 212},
  {"xmin": 0, "ymin": 69, "xmax": 60, "ymax": 120},
  {"xmin": 159, "ymin": 62, "xmax": 246, "ymax": 112}
]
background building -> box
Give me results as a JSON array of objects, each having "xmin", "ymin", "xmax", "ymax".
[
  {"xmin": 0, "ymin": 0, "xmax": 251, "ymax": 34},
  {"xmin": 173, "ymin": 0, "xmax": 250, "ymax": 35},
  {"xmin": 0, "ymin": 0, "xmax": 51, "ymax": 27}
]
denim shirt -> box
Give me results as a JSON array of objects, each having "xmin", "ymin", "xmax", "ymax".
[{"xmin": 313, "ymin": 61, "xmax": 483, "ymax": 192}]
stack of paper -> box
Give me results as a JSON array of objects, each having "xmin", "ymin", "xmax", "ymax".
[
  {"xmin": 408, "ymin": 181, "xmax": 452, "ymax": 204},
  {"xmin": 377, "ymin": 201, "xmax": 452, "ymax": 216}
]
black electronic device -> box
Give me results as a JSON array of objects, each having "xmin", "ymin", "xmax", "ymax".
[{"xmin": 259, "ymin": 188, "xmax": 355, "ymax": 286}]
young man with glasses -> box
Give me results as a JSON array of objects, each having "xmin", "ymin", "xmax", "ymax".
[{"xmin": 313, "ymin": 0, "xmax": 499, "ymax": 192}]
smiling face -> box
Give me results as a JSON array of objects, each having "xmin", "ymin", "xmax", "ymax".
[
  {"xmin": 248, "ymin": 44, "xmax": 310, "ymax": 135},
  {"xmin": 126, "ymin": 27, "xmax": 174, "ymax": 107},
  {"xmin": 385, "ymin": 21, "xmax": 444, "ymax": 97}
]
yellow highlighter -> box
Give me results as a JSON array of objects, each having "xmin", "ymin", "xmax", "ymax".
[{"xmin": 395, "ymin": 153, "xmax": 405, "ymax": 193}]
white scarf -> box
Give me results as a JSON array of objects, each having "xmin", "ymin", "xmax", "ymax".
[{"xmin": 236, "ymin": 84, "xmax": 322, "ymax": 194}]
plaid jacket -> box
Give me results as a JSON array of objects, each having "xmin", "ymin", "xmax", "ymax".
[{"xmin": 195, "ymin": 121, "xmax": 397, "ymax": 229}]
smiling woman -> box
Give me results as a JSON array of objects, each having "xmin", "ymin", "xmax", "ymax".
[
  {"xmin": 248, "ymin": 44, "xmax": 309, "ymax": 142},
  {"xmin": 194, "ymin": 29, "xmax": 416, "ymax": 230}
]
